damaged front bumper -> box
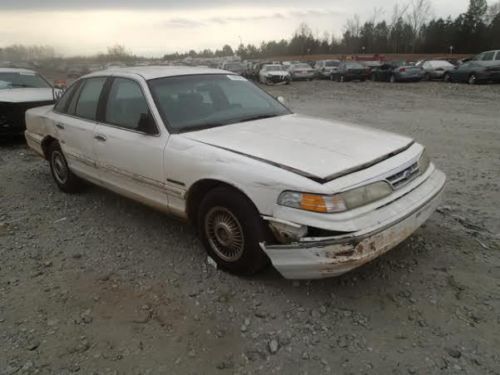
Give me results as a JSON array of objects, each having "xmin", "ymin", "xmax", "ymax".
[{"xmin": 261, "ymin": 169, "xmax": 446, "ymax": 279}]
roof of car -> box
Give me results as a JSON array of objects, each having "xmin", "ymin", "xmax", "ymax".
[
  {"xmin": 0, "ymin": 68, "xmax": 37, "ymax": 74},
  {"xmin": 84, "ymin": 65, "xmax": 232, "ymax": 80}
]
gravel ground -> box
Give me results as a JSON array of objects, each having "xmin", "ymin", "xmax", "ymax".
[{"xmin": 1, "ymin": 80, "xmax": 499, "ymax": 375}]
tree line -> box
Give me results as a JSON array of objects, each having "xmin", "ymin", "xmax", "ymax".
[{"xmin": 165, "ymin": 0, "xmax": 500, "ymax": 60}]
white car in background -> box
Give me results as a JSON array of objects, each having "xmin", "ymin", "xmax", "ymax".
[
  {"xmin": 258, "ymin": 64, "xmax": 291, "ymax": 85},
  {"xmin": 24, "ymin": 66, "xmax": 445, "ymax": 279},
  {"xmin": 0, "ymin": 68, "xmax": 57, "ymax": 136}
]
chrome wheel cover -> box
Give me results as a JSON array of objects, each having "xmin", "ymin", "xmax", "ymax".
[
  {"xmin": 51, "ymin": 150, "xmax": 68, "ymax": 184},
  {"xmin": 205, "ymin": 206, "xmax": 244, "ymax": 262}
]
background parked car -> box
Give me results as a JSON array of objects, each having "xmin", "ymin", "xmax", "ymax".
[
  {"xmin": 259, "ymin": 64, "xmax": 291, "ymax": 85},
  {"xmin": 417, "ymin": 60, "xmax": 456, "ymax": 80},
  {"xmin": 287, "ymin": 63, "xmax": 315, "ymax": 81},
  {"xmin": 370, "ymin": 61, "xmax": 424, "ymax": 83},
  {"xmin": 220, "ymin": 61, "xmax": 246, "ymax": 75},
  {"xmin": 0, "ymin": 68, "xmax": 58, "ymax": 136},
  {"xmin": 469, "ymin": 50, "xmax": 500, "ymax": 67},
  {"xmin": 314, "ymin": 60, "xmax": 340, "ymax": 79},
  {"xmin": 330, "ymin": 61, "xmax": 369, "ymax": 82},
  {"xmin": 444, "ymin": 61, "xmax": 500, "ymax": 84}
]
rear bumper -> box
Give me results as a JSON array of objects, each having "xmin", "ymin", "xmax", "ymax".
[{"xmin": 261, "ymin": 169, "xmax": 446, "ymax": 279}]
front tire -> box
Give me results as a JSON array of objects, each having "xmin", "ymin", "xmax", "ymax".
[
  {"xmin": 389, "ymin": 74, "xmax": 396, "ymax": 83},
  {"xmin": 197, "ymin": 187, "xmax": 271, "ymax": 276},
  {"xmin": 48, "ymin": 142, "xmax": 82, "ymax": 193},
  {"xmin": 468, "ymin": 74, "xmax": 477, "ymax": 85}
]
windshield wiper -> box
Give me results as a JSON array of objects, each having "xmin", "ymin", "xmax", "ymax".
[
  {"xmin": 237, "ymin": 113, "xmax": 281, "ymax": 123},
  {"xmin": 177, "ymin": 113, "xmax": 283, "ymax": 133}
]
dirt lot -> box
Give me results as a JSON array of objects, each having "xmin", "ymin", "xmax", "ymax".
[{"xmin": 1, "ymin": 80, "xmax": 499, "ymax": 375}]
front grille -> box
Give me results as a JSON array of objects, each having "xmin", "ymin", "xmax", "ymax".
[{"xmin": 386, "ymin": 162, "xmax": 419, "ymax": 189}]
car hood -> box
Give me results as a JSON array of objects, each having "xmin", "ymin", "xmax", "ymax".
[
  {"xmin": 0, "ymin": 88, "xmax": 56, "ymax": 103},
  {"xmin": 184, "ymin": 114, "xmax": 414, "ymax": 182}
]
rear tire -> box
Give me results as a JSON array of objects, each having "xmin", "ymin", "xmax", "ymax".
[
  {"xmin": 468, "ymin": 74, "xmax": 477, "ymax": 85},
  {"xmin": 197, "ymin": 187, "xmax": 271, "ymax": 276},
  {"xmin": 48, "ymin": 141, "xmax": 82, "ymax": 193},
  {"xmin": 443, "ymin": 73, "xmax": 452, "ymax": 83},
  {"xmin": 389, "ymin": 74, "xmax": 396, "ymax": 83}
]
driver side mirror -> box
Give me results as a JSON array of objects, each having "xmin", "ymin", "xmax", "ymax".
[{"xmin": 137, "ymin": 112, "xmax": 158, "ymax": 135}]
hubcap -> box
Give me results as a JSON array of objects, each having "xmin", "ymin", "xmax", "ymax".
[
  {"xmin": 51, "ymin": 151, "xmax": 68, "ymax": 184},
  {"xmin": 469, "ymin": 75, "xmax": 476, "ymax": 84},
  {"xmin": 205, "ymin": 207, "xmax": 244, "ymax": 262}
]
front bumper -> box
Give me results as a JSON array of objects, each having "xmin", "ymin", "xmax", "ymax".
[
  {"xmin": 261, "ymin": 169, "xmax": 446, "ymax": 279},
  {"xmin": 266, "ymin": 75, "xmax": 290, "ymax": 84}
]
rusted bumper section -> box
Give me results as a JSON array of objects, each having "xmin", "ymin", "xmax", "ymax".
[{"xmin": 261, "ymin": 170, "xmax": 446, "ymax": 280}]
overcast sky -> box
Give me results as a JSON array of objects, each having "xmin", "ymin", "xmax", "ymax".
[{"xmin": 0, "ymin": 0, "xmax": 484, "ymax": 57}]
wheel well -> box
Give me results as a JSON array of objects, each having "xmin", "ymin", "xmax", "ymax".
[
  {"xmin": 41, "ymin": 136, "xmax": 58, "ymax": 160},
  {"xmin": 186, "ymin": 179, "xmax": 255, "ymax": 226}
]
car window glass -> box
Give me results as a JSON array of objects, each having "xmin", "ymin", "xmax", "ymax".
[
  {"xmin": 495, "ymin": 52, "xmax": 500, "ymax": 61},
  {"xmin": 482, "ymin": 51, "xmax": 495, "ymax": 61},
  {"xmin": 74, "ymin": 77, "xmax": 106, "ymax": 121},
  {"xmin": 150, "ymin": 74, "xmax": 290, "ymax": 132},
  {"xmin": 54, "ymin": 82, "xmax": 79, "ymax": 113},
  {"xmin": 105, "ymin": 78, "xmax": 149, "ymax": 130}
]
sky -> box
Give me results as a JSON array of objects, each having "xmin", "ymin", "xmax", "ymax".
[{"xmin": 0, "ymin": 0, "xmax": 482, "ymax": 57}]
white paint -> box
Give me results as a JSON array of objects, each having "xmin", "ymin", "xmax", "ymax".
[{"xmin": 24, "ymin": 66, "xmax": 446, "ymax": 279}]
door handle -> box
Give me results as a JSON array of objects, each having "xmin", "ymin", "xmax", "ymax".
[
  {"xmin": 94, "ymin": 134, "xmax": 107, "ymax": 142},
  {"xmin": 56, "ymin": 123, "xmax": 64, "ymax": 130}
]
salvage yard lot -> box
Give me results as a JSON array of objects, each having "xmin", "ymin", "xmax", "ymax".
[{"xmin": 1, "ymin": 81, "xmax": 499, "ymax": 374}]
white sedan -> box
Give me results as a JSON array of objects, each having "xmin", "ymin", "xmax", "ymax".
[
  {"xmin": 258, "ymin": 64, "xmax": 291, "ymax": 85},
  {"xmin": 25, "ymin": 66, "xmax": 446, "ymax": 279}
]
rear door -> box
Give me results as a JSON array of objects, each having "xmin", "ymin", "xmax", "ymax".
[
  {"xmin": 53, "ymin": 77, "xmax": 106, "ymax": 180},
  {"xmin": 93, "ymin": 76, "xmax": 169, "ymax": 210}
]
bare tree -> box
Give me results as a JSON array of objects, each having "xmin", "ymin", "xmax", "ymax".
[
  {"xmin": 344, "ymin": 14, "xmax": 362, "ymax": 37},
  {"xmin": 485, "ymin": 1, "xmax": 500, "ymax": 24},
  {"xmin": 390, "ymin": 2, "xmax": 409, "ymax": 28},
  {"xmin": 407, "ymin": 0, "xmax": 432, "ymax": 34}
]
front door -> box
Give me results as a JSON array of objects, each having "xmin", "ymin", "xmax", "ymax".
[{"xmin": 93, "ymin": 77, "xmax": 169, "ymax": 210}]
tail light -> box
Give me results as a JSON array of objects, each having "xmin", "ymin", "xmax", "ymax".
[{"xmin": 399, "ymin": 68, "xmax": 406, "ymax": 72}]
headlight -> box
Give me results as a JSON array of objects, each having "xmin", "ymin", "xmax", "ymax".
[
  {"xmin": 278, "ymin": 181, "xmax": 392, "ymax": 214},
  {"xmin": 418, "ymin": 150, "xmax": 431, "ymax": 173}
]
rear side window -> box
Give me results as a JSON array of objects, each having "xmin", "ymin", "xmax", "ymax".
[
  {"xmin": 54, "ymin": 82, "xmax": 79, "ymax": 113},
  {"xmin": 482, "ymin": 51, "xmax": 495, "ymax": 61},
  {"xmin": 495, "ymin": 52, "xmax": 500, "ymax": 61},
  {"xmin": 74, "ymin": 77, "xmax": 107, "ymax": 121},
  {"xmin": 105, "ymin": 78, "xmax": 150, "ymax": 130}
]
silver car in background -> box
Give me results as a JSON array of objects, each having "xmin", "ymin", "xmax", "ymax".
[
  {"xmin": 314, "ymin": 60, "xmax": 340, "ymax": 79},
  {"xmin": 417, "ymin": 60, "xmax": 456, "ymax": 80},
  {"xmin": 288, "ymin": 63, "xmax": 316, "ymax": 81}
]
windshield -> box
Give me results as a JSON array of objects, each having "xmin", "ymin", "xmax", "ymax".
[
  {"xmin": 149, "ymin": 74, "xmax": 291, "ymax": 133},
  {"xmin": 325, "ymin": 61, "xmax": 340, "ymax": 67},
  {"xmin": 263, "ymin": 65, "xmax": 283, "ymax": 71},
  {"xmin": 0, "ymin": 72, "xmax": 51, "ymax": 90},
  {"xmin": 345, "ymin": 62, "xmax": 364, "ymax": 69}
]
